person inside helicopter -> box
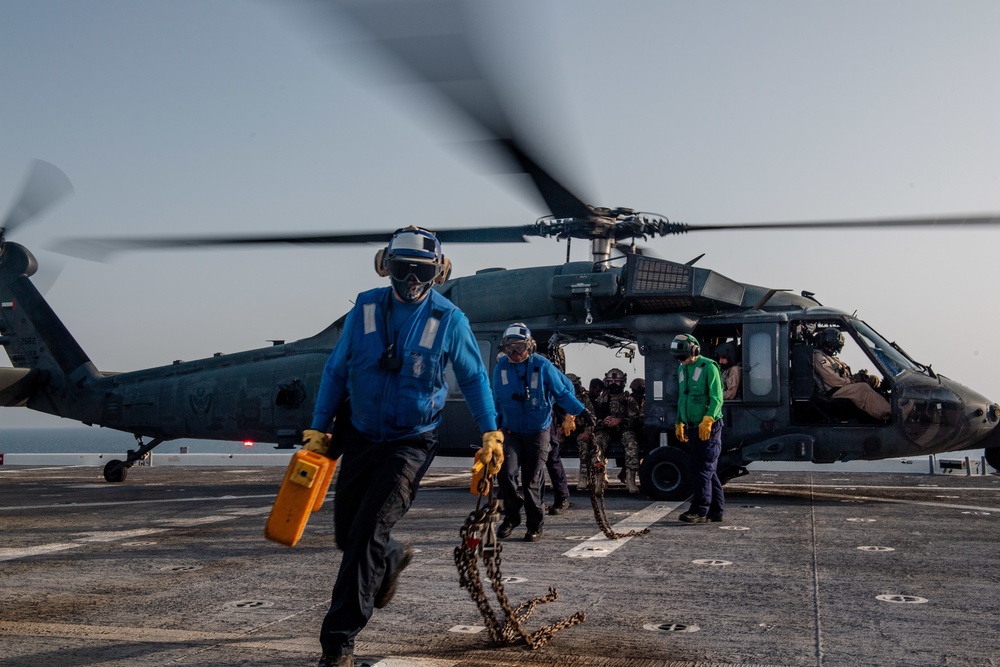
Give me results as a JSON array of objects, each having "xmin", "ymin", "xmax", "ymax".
[
  {"xmin": 592, "ymin": 368, "xmax": 642, "ymax": 494},
  {"xmin": 714, "ymin": 340, "xmax": 742, "ymax": 401},
  {"xmin": 813, "ymin": 327, "xmax": 891, "ymax": 421}
]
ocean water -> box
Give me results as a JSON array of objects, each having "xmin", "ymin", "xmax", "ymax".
[{"xmin": 0, "ymin": 427, "xmax": 278, "ymax": 455}]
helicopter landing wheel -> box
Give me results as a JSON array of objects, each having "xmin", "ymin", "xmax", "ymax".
[
  {"xmin": 639, "ymin": 446, "xmax": 691, "ymax": 501},
  {"xmin": 986, "ymin": 448, "xmax": 1000, "ymax": 473},
  {"xmin": 103, "ymin": 459, "xmax": 129, "ymax": 483}
]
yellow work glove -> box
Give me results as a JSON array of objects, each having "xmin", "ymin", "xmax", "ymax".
[
  {"xmin": 480, "ymin": 430, "xmax": 505, "ymax": 475},
  {"xmin": 674, "ymin": 423, "xmax": 688, "ymax": 443},
  {"xmin": 561, "ymin": 413, "xmax": 576, "ymax": 437},
  {"xmin": 301, "ymin": 429, "xmax": 330, "ymax": 456},
  {"xmin": 698, "ymin": 416, "xmax": 715, "ymax": 441}
]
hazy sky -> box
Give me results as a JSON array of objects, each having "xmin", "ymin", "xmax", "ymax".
[{"xmin": 2, "ymin": 0, "xmax": 999, "ymax": 430}]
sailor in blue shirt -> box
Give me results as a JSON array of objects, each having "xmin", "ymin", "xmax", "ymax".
[
  {"xmin": 492, "ymin": 322, "xmax": 594, "ymax": 542},
  {"xmin": 302, "ymin": 227, "xmax": 503, "ymax": 667}
]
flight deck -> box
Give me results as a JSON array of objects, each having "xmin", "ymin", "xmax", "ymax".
[{"xmin": 1, "ymin": 462, "xmax": 999, "ymax": 667}]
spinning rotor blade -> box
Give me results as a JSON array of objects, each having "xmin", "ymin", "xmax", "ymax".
[
  {"xmin": 672, "ymin": 213, "xmax": 1000, "ymax": 235},
  {"xmin": 1, "ymin": 160, "xmax": 74, "ymax": 239},
  {"xmin": 49, "ymin": 225, "xmax": 535, "ymax": 262},
  {"xmin": 307, "ymin": 0, "xmax": 593, "ymax": 219}
]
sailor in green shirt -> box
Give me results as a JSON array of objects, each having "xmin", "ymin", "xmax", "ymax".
[{"xmin": 671, "ymin": 334, "xmax": 725, "ymax": 524}]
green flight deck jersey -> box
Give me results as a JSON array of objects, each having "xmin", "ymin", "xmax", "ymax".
[{"xmin": 676, "ymin": 357, "xmax": 724, "ymax": 425}]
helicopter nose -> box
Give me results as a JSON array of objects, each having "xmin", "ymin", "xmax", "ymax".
[{"xmin": 898, "ymin": 377, "xmax": 1000, "ymax": 452}]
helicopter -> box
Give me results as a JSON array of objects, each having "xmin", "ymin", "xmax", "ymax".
[{"xmin": 4, "ymin": 1, "xmax": 1000, "ymax": 496}]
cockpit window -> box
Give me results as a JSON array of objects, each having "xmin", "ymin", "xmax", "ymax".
[{"xmin": 849, "ymin": 321, "xmax": 918, "ymax": 377}]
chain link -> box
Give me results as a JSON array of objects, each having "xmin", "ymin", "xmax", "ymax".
[
  {"xmin": 587, "ymin": 457, "xmax": 650, "ymax": 540},
  {"xmin": 454, "ymin": 477, "xmax": 586, "ymax": 649}
]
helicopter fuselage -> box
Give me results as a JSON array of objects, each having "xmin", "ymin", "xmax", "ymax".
[{"xmin": 2, "ymin": 242, "xmax": 999, "ymax": 492}]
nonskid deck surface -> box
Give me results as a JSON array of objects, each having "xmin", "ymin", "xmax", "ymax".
[{"xmin": 1, "ymin": 463, "xmax": 999, "ymax": 667}]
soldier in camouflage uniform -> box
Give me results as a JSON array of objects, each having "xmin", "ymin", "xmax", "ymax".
[
  {"xmin": 559, "ymin": 373, "xmax": 598, "ymax": 491},
  {"xmin": 593, "ymin": 368, "xmax": 642, "ymax": 494},
  {"xmin": 630, "ymin": 378, "xmax": 645, "ymax": 420}
]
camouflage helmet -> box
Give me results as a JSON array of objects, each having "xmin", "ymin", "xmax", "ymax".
[
  {"xmin": 630, "ymin": 377, "xmax": 645, "ymax": 394},
  {"xmin": 604, "ymin": 368, "xmax": 627, "ymax": 384}
]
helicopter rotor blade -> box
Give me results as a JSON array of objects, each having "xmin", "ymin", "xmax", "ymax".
[
  {"xmin": 1, "ymin": 160, "xmax": 74, "ymax": 239},
  {"xmin": 671, "ymin": 213, "xmax": 1000, "ymax": 235},
  {"xmin": 48, "ymin": 225, "xmax": 537, "ymax": 262},
  {"xmin": 301, "ymin": 0, "xmax": 593, "ymax": 220}
]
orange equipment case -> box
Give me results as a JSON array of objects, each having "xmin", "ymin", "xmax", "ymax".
[{"xmin": 264, "ymin": 449, "xmax": 337, "ymax": 547}]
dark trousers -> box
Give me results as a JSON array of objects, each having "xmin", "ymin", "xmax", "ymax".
[
  {"xmin": 498, "ymin": 429, "xmax": 551, "ymax": 532},
  {"xmin": 686, "ymin": 420, "xmax": 724, "ymax": 517},
  {"xmin": 546, "ymin": 422, "xmax": 571, "ymax": 503},
  {"xmin": 319, "ymin": 425, "xmax": 438, "ymax": 657}
]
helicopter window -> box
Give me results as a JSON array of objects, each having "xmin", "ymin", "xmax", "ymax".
[
  {"xmin": 849, "ymin": 321, "xmax": 917, "ymax": 377},
  {"xmin": 746, "ymin": 331, "xmax": 774, "ymax": 398}
]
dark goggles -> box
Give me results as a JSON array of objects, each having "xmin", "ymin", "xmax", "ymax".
[
  {"xmin": 503, "ymin": 341, "xmax": 530, "ymax": 355},
  {"xmin": 387, "ymin": 259, "xmax": 438, "ymax": 284}
]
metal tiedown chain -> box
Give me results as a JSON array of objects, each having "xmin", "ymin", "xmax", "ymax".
[
  {"xmin": 454, "ymin": 473, "xmax": 586, "ymax": 649},
  {"xmin": 587, "ymin": 452, "xmax": 650, "ymax": 540}
]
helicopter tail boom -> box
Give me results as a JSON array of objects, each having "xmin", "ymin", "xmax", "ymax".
[{"xmin": 0, "ymin": 242, "xmax": 102, "ymax": 418}]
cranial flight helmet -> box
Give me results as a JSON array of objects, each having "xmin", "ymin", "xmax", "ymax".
[
  {"xmin": 715, "ymin": 341, "xmax": 739, "ymax": 368},
  {"xmin": 818, "ymin": 327, "xmax": 845, "ymax": 356},
  {"xmin": 375, "ymin": 226, "xmax": 451, "ymax": 302},
  {"xmin": 670, "ymin": 334, "xmax": 701, "ymax": 362},
  {"xmin": 501, "ymin": 322, "xmax": 536, "ymax": 356}
]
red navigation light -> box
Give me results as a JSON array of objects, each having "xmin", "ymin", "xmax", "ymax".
[{"xmin": 243, "ymin": 440, "xmax": 254, "ymax": 447}]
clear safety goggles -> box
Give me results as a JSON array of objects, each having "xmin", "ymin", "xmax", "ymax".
[{"xmin": 502, "ymin": 341, "xmax": 530, "ymax": 355}]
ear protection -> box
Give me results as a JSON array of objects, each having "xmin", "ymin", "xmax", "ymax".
[
  {"xmin": 685, "ymin": 334, "xmax": 701, "ymax": 358},
  {"xmin": 435, "ymin": 257, "xmax": 451, "ymax": 284},
  {"xmin": 374, "ymin": 247, "xmax": 390, "ymax": 277}
]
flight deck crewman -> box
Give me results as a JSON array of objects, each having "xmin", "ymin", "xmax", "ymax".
[
  {"xmin": 493, "ymin": 322, "xmax": 594, "ymax": 542},
  {"xmin": 671, "ymin": 334, "xmax": 726, "ymax": 524},
  {"xmin": 302, "ymin": 226, "xmax": 502, "ymax": 667}
]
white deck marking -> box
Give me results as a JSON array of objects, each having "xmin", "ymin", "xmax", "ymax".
[
  {"xmin": 742, "ymin": 483, "xmax": 1000, "ymax": 492},
  {"xmin": 425, "ymin": 472, "xmax": 472, "ymax": 484},
  {"xmin": 0, "ymin": 493, "xmax": 277, "ymax": 512},
  {"xmin": 3, "ymin": 507, "xmax": 272, "ymax": 561},
  {"xmin": 0, "ymin": 543, "xmax": 82, "ymax": 562},
  {"xmin": 71, "ymin": 528, "xmax": 169, "ymax": 542},
  {"xmin": 154, "ymin": 514, "xmax": 245, "ymax": 527},
  {"xmin": 563, "ymin": 501, "xmax": 683, "ymax": 558}
]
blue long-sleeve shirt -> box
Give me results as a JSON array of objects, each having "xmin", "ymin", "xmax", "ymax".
[
  {"xmin": 311, "ymin": 287, "xmax": 497, "ymax": 441},
  {"xmin": 492, "ymin": 353, "xmax": 585, "ymax": 435}
]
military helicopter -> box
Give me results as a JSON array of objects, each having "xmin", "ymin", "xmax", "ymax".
[{"xmin": 4, "ymin": 1, "xmax": 1000, "ymax": 495}]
